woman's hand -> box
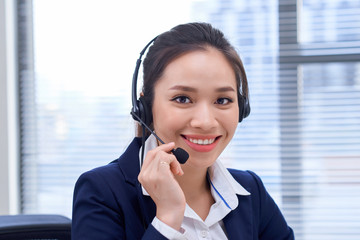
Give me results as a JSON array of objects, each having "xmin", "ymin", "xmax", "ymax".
[{"xmin": 138, "ymin": 142, "xmax": 185, "ymax": 231}]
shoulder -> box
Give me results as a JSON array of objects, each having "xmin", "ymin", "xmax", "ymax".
[
  {"xmin": 74, "ymin": 137, "xmax": 142, "ymax": 198},
  {"xmin": 73, "ymin": 162, "xmax": 128, "ymax": 210},
  {"xmin": 76, "ymin": 161, "xmax": 123, "ymax": 189},
  {"xmin": 75, "ymin": 137, "xmax": 142, "ymax": 187},
  {"xmin": 227, "ymin": 168, "xmax": 266, "ymax": 193},
  {"xmin": 227, "ymin": 169, "xmax": 270, "ymax": 209},
  {"xmin": 227, "ymin": 169, "xmax": 294, "ymax": 238}
]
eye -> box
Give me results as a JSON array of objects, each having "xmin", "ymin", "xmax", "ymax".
[
  {"xmin": 215, "ymin": 98, "xmax": 233, "ymax": 105},
  {"xmin": 172, "ymin": 96, "xmax": 191, "ymax": 104}
]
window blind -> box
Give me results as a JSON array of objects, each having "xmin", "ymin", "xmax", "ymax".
[
  {"xmin": 277, "ymin": 0, "xmax": 360, "ymax": 239},
  {"xmin": 18, "ymin": 0, "xmax": 194, "ymax": 218},
  {"xmin": 18, "ymin": 0, "xmax": 360, "ymax": 239},
  {"xmin": 17, "ymin": 0, "xmax": 137, "ymax": 216}
]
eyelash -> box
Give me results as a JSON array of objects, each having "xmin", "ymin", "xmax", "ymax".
[
  {"xmin": 215, "ymin": 98, "xmax": 233, "ymax": 105},
  {"xmin": 171, "ymin": 95, "xmax": 191, "ymax": 104},
  {"xmin": 171, "ymin": 96, "xmax": 234, "ymax": 105}
]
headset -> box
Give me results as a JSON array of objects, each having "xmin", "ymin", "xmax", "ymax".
[
  {"xmin": 131, "ymin": 37, "xmax": 157, "ymax": 127},
  {"xmin": 130, "ymin": 37, "xmax": 251, "ymax": 164}
]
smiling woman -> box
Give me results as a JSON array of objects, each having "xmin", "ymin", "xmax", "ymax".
[{"xmin": 72, "ymin": 22, "xmax": 294, "ymax": 240}]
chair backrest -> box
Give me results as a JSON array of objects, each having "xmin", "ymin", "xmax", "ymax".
[{"xmin": 0, "ymin": 214, "xmax": 71, "ymax": 240}]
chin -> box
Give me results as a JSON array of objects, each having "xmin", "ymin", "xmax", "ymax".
[{"xmin": 186, "ymin": 151, "xmax": 220, "ymax": 167}]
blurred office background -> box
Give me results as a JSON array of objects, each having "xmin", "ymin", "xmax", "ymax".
[{"xmin": 1, "ymin": 0, "xmax": 360, "ymax": 239}]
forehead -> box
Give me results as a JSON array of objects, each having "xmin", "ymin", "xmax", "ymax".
[{"xmin": 155, "ymin": 47, "xmax": 237, "ymax": 90}]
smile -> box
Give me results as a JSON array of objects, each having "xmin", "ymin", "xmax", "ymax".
[
  {"xmin": 182, "ymin": 135, "xmax": 221, "ymax": 152},
  {"xmin": 187, "ymin": 138, "xmax": 215, "ymax": 145}
]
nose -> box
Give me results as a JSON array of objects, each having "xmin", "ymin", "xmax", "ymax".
[{"xmin": 190, "ymin": 102, "xmax": 219, "ymax": 130}]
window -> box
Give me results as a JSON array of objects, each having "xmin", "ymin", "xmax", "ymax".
[
  {"xmin": 18, "ymin": 0, "xmax": 193, "ymax": 217},
  {"xmin": 18, "ymin": 0, "xmax": 360, "ymax": 238},
  {"xmin": 277, "ymin": 0, "xmax": 360, "ymax": 238}
]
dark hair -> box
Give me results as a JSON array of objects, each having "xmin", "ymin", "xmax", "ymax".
[{"xmin": 142, "ymin": 22, "xmax": 248, "ymax": 112}]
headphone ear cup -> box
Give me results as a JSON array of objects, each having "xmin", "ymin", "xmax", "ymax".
[
  {"xmin": 243, "ymin": 96, "xmax": 250, "ymax": 119},
  {"xmin": 238, "ymin": 94, "xmax": 250, "ymax": 122},
  {"xmin": 138, "ymin": 96, "xmax": 153, "ymax": 126}
]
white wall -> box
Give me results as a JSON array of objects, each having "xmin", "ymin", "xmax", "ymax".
[{"xmin": 0, "ymin": 0, "xmax": 20, "ymax": 215}]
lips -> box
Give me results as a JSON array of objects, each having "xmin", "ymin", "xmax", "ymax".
[{"xmin": 181, "ymin": 135, "xmax": 221, "ymax": 152}]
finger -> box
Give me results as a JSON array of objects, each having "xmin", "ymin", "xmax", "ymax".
[
  {"xmin": 147, "ymin": 150, "xmax": 175, "ymax": 178},
  {"xmin": 142, "ymin": 142, "xmax": 175, "ymax": 168},
  {"xmin": 156, "ymin": 141, "xmax": 176, "ymax": 152},
  {"xmin": 155, "ymin": 152, "xmax": 184, "ymax": 177},
  {"xmin": 152, "ymin": 146, "xmax": 184, "ymax": 176},
  {"xmin": 156, "ymin": 152, "xmax": 175, "ymax": 171},
  {"xmin": 140, "ymin": 152, "xmax": 175, "ymax": 189},
  {"xmin": 169, "ymin": 157, "xmax": 184, "ymax": 176}
]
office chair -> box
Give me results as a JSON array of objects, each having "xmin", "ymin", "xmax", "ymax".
[{"xmin": 0, "ymin": 214, "xmax": 71, "ymax": 240}]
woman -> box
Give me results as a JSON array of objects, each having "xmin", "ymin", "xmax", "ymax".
[{"xmin": 72, "ymin": 22, "xmax": 294, "ymax": 239}]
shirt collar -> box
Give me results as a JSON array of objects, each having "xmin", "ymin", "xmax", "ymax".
[
  {"xmin": 138, "ymin": 134, "xmax": 158, "ymax": 169},
  {"xmin": 139, "ymin": 134, "xmax": 251, "ymax": 201},
  {"xmin": 139, "ymin": 134, "xmax": 158, "ymax": 196},
  {"xmin": 207, "ymin": 160, "xmax": 250, "ymax": 210}
]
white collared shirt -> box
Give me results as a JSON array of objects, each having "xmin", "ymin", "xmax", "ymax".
[{"xmin": 139, "ymin": 135, "xmax": 250, "ymax": 240}]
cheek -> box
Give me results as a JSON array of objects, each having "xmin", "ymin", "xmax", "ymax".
[
  {"xmin": 227, "ymin": 119, "xmax": 238, "ymax": 136},
  {"xmin": 152, "ymin": 101, "xmax": 183, "ymax": 133},
  {"xmin": 153, "ymin": 114, "xmax": 177, "ymax": 130},
  {"xmin": 223, "ymin": 108, "xmax": 239, "ymax": 136}
]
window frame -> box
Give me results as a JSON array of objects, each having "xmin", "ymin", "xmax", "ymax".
[{"xmin": 0, "ymin": 0, "xmax": 20, "ymax": 215}]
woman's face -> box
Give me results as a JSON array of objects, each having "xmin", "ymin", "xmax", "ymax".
[{"xmin": 152, "ymin": 47, "xmax": 239, "ymax": 169}]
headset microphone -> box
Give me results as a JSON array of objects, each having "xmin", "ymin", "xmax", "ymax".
[{"xmin": 131, "ymin": 112, "xmax": 189, "ymax": 164}]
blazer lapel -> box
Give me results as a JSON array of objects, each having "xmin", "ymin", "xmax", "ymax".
[
  {"xmin": 140, "ymin": 194, "xmax": 157, "ymax": 227},
  {"xmin": 116, "ymin": 137, "xmax": 143, "ymax": 186},
  {"xmin": 117, "ymin": 138, "xmax": 157, "ymax": 229},
  {"xmin": 223, "ymin": 195, "xmax": 253, "ymax": 240}
]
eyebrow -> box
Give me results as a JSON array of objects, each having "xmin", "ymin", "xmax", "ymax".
[
  {"xmin": 169, "ymin": 85, "xmax": 236, "ymax": 93},
  {"xmin": 169, "ymin": 85, "xmax": 197, "ymax": 92}
]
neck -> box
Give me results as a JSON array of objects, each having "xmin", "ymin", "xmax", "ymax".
[
  {"xmin": 175, "ymin": 164, "xmax": 215, "ymax": 221},
  {"xmin": 175, "ymin": 165, "xmax": 210, "ymax": 201}
]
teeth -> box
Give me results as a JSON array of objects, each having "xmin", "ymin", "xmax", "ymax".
[{"xmin": 188, "ymin": 138, "xmax": 215, "ymax": 145}]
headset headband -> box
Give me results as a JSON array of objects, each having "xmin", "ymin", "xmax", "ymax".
[{"xmin": 131, "ymin": 37, "xmax": 157, "ymax": 115}]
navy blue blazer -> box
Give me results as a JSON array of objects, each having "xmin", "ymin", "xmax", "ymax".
[{"xmin": 72, "ymin": 137, "xmax": 294, "ymax": 239}]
